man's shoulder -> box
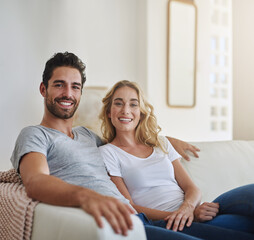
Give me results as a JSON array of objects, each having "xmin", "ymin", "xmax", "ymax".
[
  {"xmin": 74, "ymin": 126, "xmax": 103, "ymax": 146},
  {"xmin": 74, "ymin": 126, "xmax": 98, "ymax": 137},
  {"xmin": 19, "ymin": 125, "xmax": 51, "ymax": 138},
  {"xmin": 20, "ymin": 125, "xmax": 44, "ymax": 136},
  {"xmin": 73, "ymin": 125, "xmax": 89, "ymax": 132}
]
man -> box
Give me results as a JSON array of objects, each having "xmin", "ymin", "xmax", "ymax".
[{"xmin": 11, "ymin": 52, "xmax": 253, "ymax": 240}]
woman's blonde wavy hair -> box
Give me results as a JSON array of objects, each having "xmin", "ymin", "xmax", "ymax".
[{"xmin": 99, "ymin": 80, "xmax": 167, "ymax": 152}]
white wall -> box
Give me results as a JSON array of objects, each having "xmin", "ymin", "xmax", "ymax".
[
  {"xmin": 0, "ymin": 0, "xmax": 146, "ymax": 170},
  {"xmin": 1, "ymin": 0, "xmax": 253, "ymax": 170},
  {"xmin": 232, "ymin": 0, "xmax": 254, "ymax": 140},
  {"xmin": 145, "ymin": 0, "xmax": 216, "ymax": 141}
]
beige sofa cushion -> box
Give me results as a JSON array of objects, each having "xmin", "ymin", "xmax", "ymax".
[
  {"xmin": 181, "ymin": 141, "xmax": 254, "ymax": 202},
  {"xmin": 31, "ymin": 203, "xmax": 146, "ymax": 240}
]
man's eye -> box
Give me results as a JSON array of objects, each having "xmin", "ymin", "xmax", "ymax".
[
  {"xmin": 73, "ymin": 86, "xmax": 81, "ymax": 90},
  {"xmin": 55, "ymin": 84, "xmax": 63, "ymax": 87}
]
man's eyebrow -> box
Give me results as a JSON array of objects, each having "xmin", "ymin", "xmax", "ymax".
[
  {"xmin": 53, "ymin": 80, "xmax": 65, "ymax": 84},
  {"xmin": 52, "ymin": 80, "xmax": 81, "ymax": 86},
  {"xmin": 72, "ymin": 82, "xmax": 82, "ymax": 86}
]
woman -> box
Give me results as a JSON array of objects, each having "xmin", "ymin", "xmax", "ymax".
[{"xmin": 99, "ymin": 80, "xmax": 254, "ymax": 235}]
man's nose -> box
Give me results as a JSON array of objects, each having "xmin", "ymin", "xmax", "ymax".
[{"xmin": 63, "ymin": 85, "xmax": 73, "ymax": 98}]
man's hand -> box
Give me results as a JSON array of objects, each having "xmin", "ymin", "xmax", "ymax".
[
  {"xmin": 167, "ymin": 137, "xmax": 200, "ymax": 161},
  {"xmin": 164, "ymin": 202, "xmax": 195, "ymax": 231},
  {"xmin": 194, "ymin": 202, "xmax": 219, "ymax": 222},
  {"xmin": 79, "ymin": 192, "xmax": 135, "ymax": 236}
]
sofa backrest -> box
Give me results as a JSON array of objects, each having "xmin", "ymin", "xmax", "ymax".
[
  {"xmin": 181, "ymin": 141, "xmax": 254, "ymax": 202},
  {"xmin": 73, "ymin": 86, "xmax": 108, "ymax": 137}
]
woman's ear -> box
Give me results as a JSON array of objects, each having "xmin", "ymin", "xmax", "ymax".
[
  {"xmin": 107, "ymin": 112, "xmax": 111, "ymax": 118},
  {"xmin": 40, "ymin": 82, "xmax": 46, "ymax": 97}
]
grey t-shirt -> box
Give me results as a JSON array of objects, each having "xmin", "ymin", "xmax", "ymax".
[{"xmin": 10, "ymin": 125, "xmax": 129, "ymax": 205}]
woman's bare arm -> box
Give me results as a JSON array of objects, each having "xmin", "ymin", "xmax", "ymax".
[
  {"xmin": 164, "ymin": 159, "xmax": 202, "ymax": 231},
  {"xmin": 110, "ymin": 176, "xmax": 171, "ymax": 220}
]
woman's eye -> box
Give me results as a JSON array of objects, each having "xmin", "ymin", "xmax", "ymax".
[
  {"xmin": 114, "ymin": 102, "xmax": 123, "ymax": 106},
  {"xmin": 130, "ymin": 103, "xmax": 138, "ymax": 107}
]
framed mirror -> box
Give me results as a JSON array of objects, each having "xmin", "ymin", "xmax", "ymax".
[{"xmin": 167, "ymin": 0, "xmax": 197, "ymax": 108}]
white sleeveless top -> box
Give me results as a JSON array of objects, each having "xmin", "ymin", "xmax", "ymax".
[{"xmin": 99, "ymin": 136, "xmax": 184, "ymax": 212}]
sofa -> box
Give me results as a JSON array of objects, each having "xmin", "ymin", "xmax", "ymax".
[
  {"xmin": 182, "ymin": 140, "xmax": 254, "ymax": 202},
  {"xmin": 29, "ymin": 140, "xmax": 254, "ymax": 239},
  {"xmin": 1, "ymin": 140, "xmax": 254, "ymax": 240},
  {"xmin": 0, "ymin": 169, "xmax": 146, "ymax": 240}
]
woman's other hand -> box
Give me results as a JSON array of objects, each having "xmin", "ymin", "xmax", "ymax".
[{"xmin": 194, "ymin": 202, "xmax": 219, "ymax": 222}]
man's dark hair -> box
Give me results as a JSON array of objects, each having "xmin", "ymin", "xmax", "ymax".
[{"xmin": 42, "ymin": 52, "xmax": 86, "ymax": 89}]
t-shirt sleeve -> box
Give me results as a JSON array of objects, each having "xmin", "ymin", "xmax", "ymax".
[
  {"xmin": 99, "ymin": 145, "xmax": 122, "ymax": 177},
  {"xmin": 10, "ymin": 126, "xmax": 48, "ymax": 172},
  {"xmin": 160, "ymin": 136, "xmax": 182, "ymax": 162}
]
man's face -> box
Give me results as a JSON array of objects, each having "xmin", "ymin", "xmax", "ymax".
[{"xmin": 42, "ymin": 66, "xmax": 82, "ymax": 119}]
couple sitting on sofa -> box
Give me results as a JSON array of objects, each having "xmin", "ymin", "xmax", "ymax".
[{"xmin": 11, "ymin": 52, "xmax": 254, "ymax": 240}]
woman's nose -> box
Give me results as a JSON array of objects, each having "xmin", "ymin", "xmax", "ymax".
[{"xmin": 122, "ymin": 104, "xmax": 130, "ymax": 114}]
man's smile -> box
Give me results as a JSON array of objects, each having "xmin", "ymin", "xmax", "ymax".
[
  {"xmin": 59, "ymin": 101, "xmax": 72, "ymax": 106},
  {"xmin": 57, "ymin": 100, "xmax": 74, "ymax": 108},
  {"xmin": 54, "ymin": 97, "xmax": 76, "ymax": 110}
]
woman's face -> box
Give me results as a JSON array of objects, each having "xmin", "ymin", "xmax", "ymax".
[{"xmin": 109, "ymin": 86, "xmax": 141, "ymax": 134}]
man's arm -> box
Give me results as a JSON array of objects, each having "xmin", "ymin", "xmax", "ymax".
[
  {"xmin": 166, "ymin": 137, "xmax": 200, "ymax": 161},
  {"xmin": 20, "ymin": 152, "xmax": 135, "ymax": 236}
]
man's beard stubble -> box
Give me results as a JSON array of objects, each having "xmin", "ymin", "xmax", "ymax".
[{"xmin": 45, "ymin": 94, "xmax": 79, "ymax": 119}]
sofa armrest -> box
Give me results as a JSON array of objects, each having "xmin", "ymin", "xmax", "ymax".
[{"xmin": 31, "ymin": 203, "xmax": 146, "ymax": 240}]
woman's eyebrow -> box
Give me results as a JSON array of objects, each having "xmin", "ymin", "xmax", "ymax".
[
  {"xmin": 130, "ymin": 98, "xmax": 139, "ymax": 102},
  {"xmin": 113, "ymin": 98, "xmax": 123, "ymax": 101},
  {"xmin": 113, "ymin": 98, "xmax": 139, "ymax": 102}
]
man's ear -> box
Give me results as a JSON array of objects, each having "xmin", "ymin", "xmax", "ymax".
[{"xmin": 40, "ymin": 82, "xmax": 46, "ymax": 97}]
